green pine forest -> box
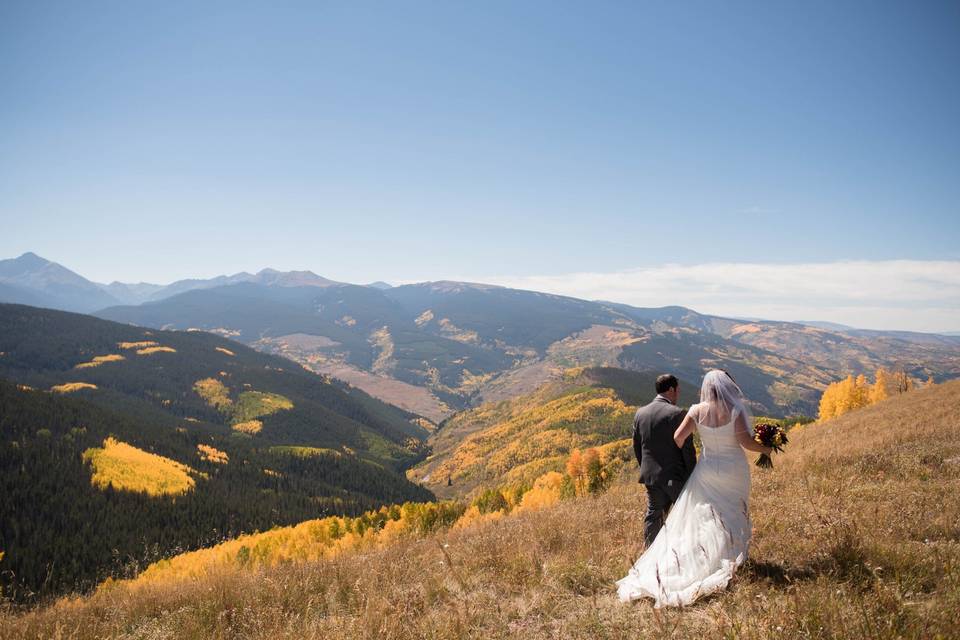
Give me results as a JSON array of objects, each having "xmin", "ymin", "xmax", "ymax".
[{"xmin": 0, "ymin": 304, "xmax": 434, "ymax": 602}]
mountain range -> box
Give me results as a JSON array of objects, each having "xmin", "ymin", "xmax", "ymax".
[
  {"xmin": 3, "ymin": 252, "xmax": 958, "ymax": 419},
  {"xmin": 0, "ymin": 252, "xmax": 340, "ymax": 311}
]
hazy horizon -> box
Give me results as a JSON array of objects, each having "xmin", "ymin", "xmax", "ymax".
[{"xmin": 2, "ymin": 250, "xmax": 957, "ymax": 334}]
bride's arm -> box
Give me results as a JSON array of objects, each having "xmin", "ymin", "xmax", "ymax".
[
  {"xmin": 673, "ymin": 411, "xmax": 697, "ymax": 448},
  {"xmin": 734, "ymin": 413, "xmax": 772, "ymax": 454}
]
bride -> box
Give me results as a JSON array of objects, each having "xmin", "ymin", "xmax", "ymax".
[{"xmin": 616, "ymin": 369, "xmax": 772, "ymax": 607}]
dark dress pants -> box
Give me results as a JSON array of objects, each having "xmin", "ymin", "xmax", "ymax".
[{"xmin": 643, "ymin": 483, "xmax": 675, "ymax": 547}]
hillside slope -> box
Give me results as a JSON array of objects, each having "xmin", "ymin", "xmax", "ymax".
[
  {"xmin": 0, "ymin": 304, "xmax": 436, "ymax": 601},
  {"xmin": 409, "ymin": 367, "xmax": 699, "ymax": 499},
  {"xmin": 96, "ymin": 279, "xmax": 954, "ymax": 420},
  {"xmin": 0, "ymin": 303, "xmax": 429, "ymax": 463},
  {"xmin": 5, "ymin": 381, "xmax": 957, "ymax": 639},
  {"xmin": 0, "ymin": 381, "xmax": 425, "ymax": 601}
]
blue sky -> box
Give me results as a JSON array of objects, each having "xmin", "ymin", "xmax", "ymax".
[{"xmin": 1, "ymin": 2, "xmax": 958, "ymax": 330}]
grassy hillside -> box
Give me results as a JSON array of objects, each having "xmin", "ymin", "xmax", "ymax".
[
  {"xmin": 4, "ymin": 380, "xmax": 957, "ymax": 638},
  {"xmin": 410, "ymin": 367, "xmax": 699, "ymax": 499}
]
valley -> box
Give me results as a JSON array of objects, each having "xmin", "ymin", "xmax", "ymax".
[
  {"xmin": 2, "ymin": 252, "xmax": 959, "ymax": 607},
  {"xmin": 408, "ymin": 367, "xmax": 699, "ymax": 500}
]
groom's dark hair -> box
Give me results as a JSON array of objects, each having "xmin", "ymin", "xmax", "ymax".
[{"xmin": 655, "ymin": 374, "xmax": 679, "ymax": 394}]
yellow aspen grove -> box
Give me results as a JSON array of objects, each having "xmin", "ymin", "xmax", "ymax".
[
  {"xmin": 565, "ymin": 449, "xmax": 587, "ymax": 495},
  {"xmin": 853, "ymin": 374, "xmax": 870, "ymax": 410},
  {"xmin": 517, "ymin": 472, "xmax": 564, "ymax": 511},
  {"xmin": 835, "ymin": 376, "xmax": 856, "ymax": 415},
  {"xmin": 870, "ymin": 368, "xmax": 892, "ymax": 404},
  {"xmin": 582, "ymin": 448, "xmax": 602, "ymax": 494},
  {"xmin": 818, "ymin": 382, "xmax": 839, "ymax": 420},
  {"xmin": 820, "ymin": 368, "xmax": 918, "ymax": 422}
]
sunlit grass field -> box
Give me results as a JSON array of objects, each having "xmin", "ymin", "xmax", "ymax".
[{"xmin": 3, "ymin": 381, "xmax": 958, "ymax": 639}]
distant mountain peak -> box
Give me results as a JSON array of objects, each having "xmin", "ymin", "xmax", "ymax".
[
  {"xmin": 1, "ymin": 251, "xmax": 52, "ymax": 276},
  {"xmin": 17, "ymin": 251, "xmax": 48, "ymax": 263},
  {"xmin": 0, "ymin": 252, "xmax": 120, "ymax": 312},
  {"xmin": 421, "ymin": 280, "xmax": 504, "ymax": 293},
  {"xmin": 367, "ymin": 281, "xmax": 393, "ymax": 290},
  {"xmin": 251, "ymin": 269, "xmax": 336, "ymax": 287}
]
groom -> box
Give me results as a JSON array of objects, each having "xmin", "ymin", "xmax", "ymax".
[{"xmin": 632, "ymin": 374, "xmax": 698, "ymax": 547}]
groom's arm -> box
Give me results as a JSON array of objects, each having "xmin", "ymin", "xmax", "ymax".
[
  {"xmin": 632, "ymin": 415, "xmax": 643, "ymax": 470},
  {"xmin": 680, "ymin": 434, "xmax": 697, "ymax": 472}
]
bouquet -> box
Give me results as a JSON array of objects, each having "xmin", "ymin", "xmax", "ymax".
[{"xmin": 752, "ymin": 422, "xmax": 788, "ymax": 468}]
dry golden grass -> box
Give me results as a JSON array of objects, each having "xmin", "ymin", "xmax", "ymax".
[
  {"xmin": 4, "ymin": 382, "xmax": 959, "ymax": 639},
  {"xmin": 136, "ymin": 346, "xmax": 177, "ymax": 355},
  {"xmin": 74, "ymin": 354, "xmax": 125, "ymax": 369},
  {"xmin": 49, "ymin": 382, "xmax": 98, "ymax": 394},
  {"xmin": 82, "ymin": 437, "xmax": 196, "ymax": 496}
]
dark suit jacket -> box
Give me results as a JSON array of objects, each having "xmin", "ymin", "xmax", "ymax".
[{"xmin": 632, "ymin": 396, "xmax": 697, "ymax": 500}]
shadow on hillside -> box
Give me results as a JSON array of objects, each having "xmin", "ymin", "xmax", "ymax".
[{"xmin": 741, "ymin": 559, "xmax": 817, "ymax": 587}]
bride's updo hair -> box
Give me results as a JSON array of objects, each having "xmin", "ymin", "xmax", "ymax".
[
  {"xmin": 701, "ymin": 369, "xmax": 742, "ymax": 403},
  {"xmin": 699, "ymin": 369, "xmax": 752, "ymax": 428}
]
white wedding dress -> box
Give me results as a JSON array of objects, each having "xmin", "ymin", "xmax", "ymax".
[{"xmin": 616, "ymin": 402, "xmax": 752, "ymax": 607}]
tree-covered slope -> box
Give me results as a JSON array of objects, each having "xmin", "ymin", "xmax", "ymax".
[
  {"xmin": 409, "ymin": 367, "xmax": 699, "ymax": 499},
  {"xmin": 0, "ymin": 380, "xmax": 433, "ymax": 602},
  {"xmin": 0, "ymin": 304, "xmax": 439, "ymax": 601},
  {"xmin": 0, "ymin": 303, "xmax": 429, "ymax": 463}
]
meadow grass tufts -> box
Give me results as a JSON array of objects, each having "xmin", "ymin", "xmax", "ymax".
[{"xmin": 3, "ymin": 381, "xmax": 959, "ymax": 639}]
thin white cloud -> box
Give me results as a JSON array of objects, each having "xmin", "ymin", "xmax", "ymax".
[{"xmin": 439, "ymin": 261, "xmax": 960, "ymax": 334}]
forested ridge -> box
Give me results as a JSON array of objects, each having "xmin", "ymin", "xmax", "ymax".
[
  {"xmin": 409, "ymin": 367, "xmax": 700, "ymax": 499},
  {"xmin": 0, "ymin": 379, "xmax": 432, "ymax": 602},
  {"xmin": 0, "ymin": 304, "xmax": 436, "ymax": 602},
  {"xmin": 0, "ymin": 303, "xmax": 430, "ymax": 460}
]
